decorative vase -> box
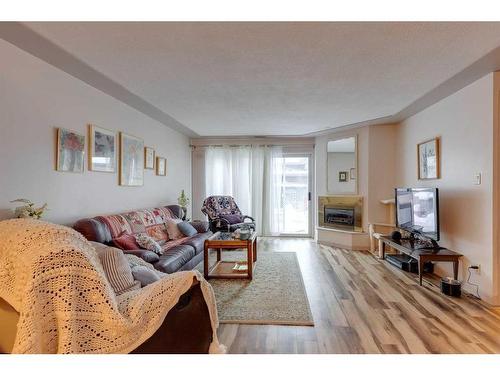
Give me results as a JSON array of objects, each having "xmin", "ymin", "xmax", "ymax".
[{"xmin": 181, "ymin": 206, "xmax": 187, "ymax": 221}]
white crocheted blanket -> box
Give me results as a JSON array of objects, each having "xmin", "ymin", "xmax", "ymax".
[{"xmin": 0, "ymin": 219, "xmax": 224, "ymax": 354}]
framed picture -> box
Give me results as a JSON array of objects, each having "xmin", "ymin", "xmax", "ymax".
[
  {"xmin": 88, "ymin": 124, "xmax": 115, "ymax": 172},
  {"xmin": 56, "ymin": 128, "xmax": 85, "ymax": 173},
  {"xmin": 119, "ymin": 132, "xmax": 144, "ymax": 186},
  {"xmin": 418, "ymin": 137, "xmax": 440, "ymax": 180},
  {"xmin": 144, "ymin": 147, "xmax": 155, "ymax": 169},
  {"xmin": 350, "ymin": 167, "xmax": 356, "ymax": 180},
  {"xmin": 156, "ymin": 156, "xmax": 166, "ymax": 176},
  {"xmin": 339, "ymin": 171, "xmax": 348, "ymax": 182}
]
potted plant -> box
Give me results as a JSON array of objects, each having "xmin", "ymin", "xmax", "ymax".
[
  {"xmin": 10, "ymin": 199, "xmax": 48, "ymax": 219},
  {"xmin": 177, "ymin": 190, "xmax": 190, "ymax": 220}
]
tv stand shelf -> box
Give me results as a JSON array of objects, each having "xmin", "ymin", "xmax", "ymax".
[{"xmin": 379, "ymin": 235, "xmax": 462, "ymax": 286}]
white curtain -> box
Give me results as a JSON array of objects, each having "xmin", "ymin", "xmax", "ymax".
[{"xmin": 205, "ymin": 145, "xmax": 283, "ymax": 235}]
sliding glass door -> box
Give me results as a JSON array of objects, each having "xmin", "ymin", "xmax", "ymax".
[{"xmin": 275, "ymin": 154, "xmax": 312, "ymax": 237}]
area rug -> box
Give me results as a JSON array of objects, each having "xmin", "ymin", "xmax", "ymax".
[{"xmin": 197, "ymin": 251, "xmax": 314, "ymax": 326}]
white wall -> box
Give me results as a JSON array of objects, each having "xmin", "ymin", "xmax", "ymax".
[
  {"xmin": 0, "ymin": 40, "xmax": 192, "ymax": 225},
  {"xmin": 315, "ymin": 124, "xmax": 398, "ymax": 232},
  {"xmin": 395, "ymin": 73, "xmax": 495, "ymax": 303},
  {"xmin": 327, "ymin": 152, "xmax": 356, "ymax": 194}
]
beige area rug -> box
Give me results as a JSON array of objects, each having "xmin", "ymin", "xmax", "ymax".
[{"xmin": 197, "ymin": 251, "xmax": 314, "ymax": 326}]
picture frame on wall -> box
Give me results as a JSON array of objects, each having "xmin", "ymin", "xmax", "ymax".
[
  {"xmin": 418, "ymin": 137, "xmax": 440, "ymax": 180},
  {"xmin": 144, "ymin": 147, "xmax": 155, "ymax": 170},
  {"xmin": 339, "ymin": 171, "xmax": 348, "ymax": 182},
  {"xmin": 88, "ymin": 124, "xmax": 116, "ymax": 172},
  {"xmin": 119, "ymin": 132, "xmax": 144, "ymax": 186},
  {"xmin": 156, "ymin": 156, "xmax": 166, "ymax": 176},
  {"xmin": 56, "ymin": 127, "xmax": 85, "ymax": 173}
]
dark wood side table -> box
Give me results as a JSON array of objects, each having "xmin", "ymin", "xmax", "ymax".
[
  {"xmin": 203, "ymin": 231, "xmax": 258, "ymax": 280},
  {"xmin": 379, "ymin": 235, "xmax": 462, "ymax": 286}
]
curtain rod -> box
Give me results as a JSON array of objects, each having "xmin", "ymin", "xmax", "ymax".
[{"xmin": 190, "ymin": 144, "xmax": 315, "ymax": 149}]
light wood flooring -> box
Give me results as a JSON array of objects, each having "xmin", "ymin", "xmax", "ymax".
[{"xmin": 217, "ymin": 237, "xmax": 500, "ymax": 354}]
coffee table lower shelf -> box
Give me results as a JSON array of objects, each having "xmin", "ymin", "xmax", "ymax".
[{"xmin": 205, "ymin": 260, "xmax": 254, "ymax": 279}]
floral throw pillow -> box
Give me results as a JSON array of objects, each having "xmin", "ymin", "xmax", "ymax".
[{"xmin": 134, "ymin": 233, "xmax": 163, "ymax": 255}]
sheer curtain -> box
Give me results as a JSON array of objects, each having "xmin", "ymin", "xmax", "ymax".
[{"xmin": 205, "ymin": 145, "xmax": 283, "ymax": 235}]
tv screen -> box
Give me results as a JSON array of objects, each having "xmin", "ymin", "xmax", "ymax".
[{"xmin": 395, "ymin": 187, "xmax": 440, "ymax": 241}]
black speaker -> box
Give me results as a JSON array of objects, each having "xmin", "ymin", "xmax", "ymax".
[
  {"xmin": 390, "ymin": 231, "xmax": 402, "ymax": 241},
  {"xmin": 440, "ymin": 277, "xmax": 461, "ymax": 297}
]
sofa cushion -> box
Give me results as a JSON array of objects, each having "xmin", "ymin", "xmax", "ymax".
[
  {"xmin": 154, "ymin": 245, "xmax": 196, "ymax": 274},
  {"xmin": 182, "ymin": 232, "xmax": 212, "ymax": 255},
  {"xmin": 93, "ymin": 244, "xmax": 141, "ymax": 295},
  {"xmin": 161, "ymin": 237, "xmax": 191, "ymax": 252},
  {"xmin": 131, "ymin": 265, "xmax": 161, "ymax": 287},
  {"xmin": 190, "ymin": 221, "xmax": 210, "ymax": 233},
  {"xmin": 165, "ymin": 218, "xmax": 184, "ymax": 240},
  {"xmin": 135, "ymin": 233, "xmax": 163, "ymax": 255},
  {"xmin": 178, "ymin": 221, "xmax": 198, "ymax": 237},
  {"xmin": 112, "ymin": 232, "xmax": 140, "ymax": 250},
  {"xmin": 123, "ymin": 249, "xmax": 160, "ymax": 263},
  {"xmin": 146, "ymin": 224, "xmax": 169, "ymax": 243}
]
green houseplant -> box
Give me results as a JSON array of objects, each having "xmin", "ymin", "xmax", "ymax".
[{"xmin": 177, "ymin": 190, "xmax": 190, "ymax": 220}]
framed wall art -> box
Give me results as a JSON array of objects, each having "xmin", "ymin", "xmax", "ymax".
[
  {"xmin": 418, "ymin": 137, "xmax": 440, "ymax": 180},
  {"xmin": 56, "ymin": 127, "xmax": 85, "ymax": 173},
  {"xmin": 156, "ymin": 156, "xmax": 166, "ymax": 176},
  {"xmin": 88, "ymin": 124, "xmax": 115, "ymax": 172},
  {"xmin": 119, "ymin": 132, "xmax": 144, "ymax": 186},
  {"xmin": 144, "ymin": 147, "xmax": 155, "ymax": 170},
  {"xmin": 339, "ymin": 171, "xmax": 348, "ymax": 182}
]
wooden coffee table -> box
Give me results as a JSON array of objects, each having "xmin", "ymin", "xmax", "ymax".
[{"xmin": 203, "ymin": 231, "xmax": 257, "ymax": 280}]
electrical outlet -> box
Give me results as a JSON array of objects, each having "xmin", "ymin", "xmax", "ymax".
[
  {"xmin": 473, "ymin": 173, "xmax": 482, "ymax": 185},
  {"xmin": 470, "ymin": 264, "xmax": 481, "ymax": 274}
]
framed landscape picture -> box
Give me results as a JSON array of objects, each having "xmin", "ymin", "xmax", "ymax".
[
  {"xmin": 119, "ymin": 132, "xmax": 144, "ymax": 186},
  {"xmin": 56, "ymin": 128, "xmax": 85, "ymax": 173},
  {"xmin": 156, "ymin": 156, "xmax": 166, "ymax": 176},
  {"xmin": 418, "ymin": 137, "xmax": 440, "ymax": 180},
  {"xmin": 88, "ymin": 124, "xmax": 115, "ymax": 172},
  {"xmin": 144, "ymin": 147, "xmax": 155, "ymax": 169}
]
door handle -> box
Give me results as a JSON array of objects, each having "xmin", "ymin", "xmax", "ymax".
[{"xmin": 308, "ymin": 192, "xmax": 312, "ymax": 201}]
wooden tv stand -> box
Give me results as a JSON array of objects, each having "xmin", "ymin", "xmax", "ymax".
[{"xmin": 379, "ymin": 235, "xmax": 462, "ymax": 286}]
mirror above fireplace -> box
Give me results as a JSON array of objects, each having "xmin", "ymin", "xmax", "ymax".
[{"xmin": 327, "ymin": 136, "xmax": 357, "ymax": 194}]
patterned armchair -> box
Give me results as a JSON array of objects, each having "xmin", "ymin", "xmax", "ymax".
[{"xmin": 201, "ymin": 195, "xmax": 256, "ymax": 233}]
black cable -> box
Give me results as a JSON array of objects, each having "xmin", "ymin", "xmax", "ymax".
[{"xmin": 465, "ymin": 267, "xmax": 480, "ymax": 299}]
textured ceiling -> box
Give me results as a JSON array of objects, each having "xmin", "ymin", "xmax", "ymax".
[{"xmin": 23, "ymin": 22, "xmax": 500, "ymax": 136}]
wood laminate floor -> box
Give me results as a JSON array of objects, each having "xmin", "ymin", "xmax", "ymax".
[{"xmin": 217, "ymin": 237, "xmax": 500, "ymax": 354}]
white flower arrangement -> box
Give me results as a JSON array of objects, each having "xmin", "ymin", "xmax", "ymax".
[{"xmin": 10, "ymin": 198, "xmax": 48, "ymax": 219}]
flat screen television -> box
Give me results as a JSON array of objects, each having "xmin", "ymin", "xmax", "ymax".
[{"xmin": 395, "ymin": 187, "xmax": 440, "ymax": 243}]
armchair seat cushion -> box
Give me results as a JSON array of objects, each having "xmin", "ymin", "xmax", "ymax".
[{"xmin": 220, "ymin": 214, "xmax": 243, "ymax": 225}]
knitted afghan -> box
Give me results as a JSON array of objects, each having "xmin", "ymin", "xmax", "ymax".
[{"xmin": 0, "ymin": 219, "xmax": 225, "ymax": 354}]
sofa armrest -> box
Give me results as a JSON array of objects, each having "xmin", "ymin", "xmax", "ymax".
[
  {"xmin": 190, "ymin": 221, "xmax": 210, "ymax": 233},
  {"xmin": 123, "ymin": 249, "xmax": 160, "ymax": 263}
]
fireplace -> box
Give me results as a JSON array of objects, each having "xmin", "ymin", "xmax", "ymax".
[
  {"xmin": 318, "ymin": 196, "xmax": 363, "ymax": 232},
  {"xmin": 324, "ymin": 207, "xmax": 355, "ymax": 229}
]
